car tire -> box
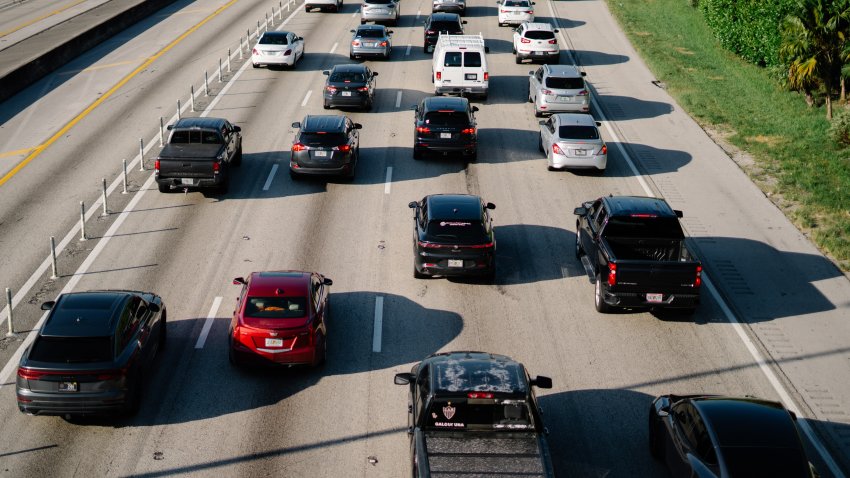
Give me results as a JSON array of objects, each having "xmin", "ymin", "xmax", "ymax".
[
  {"xmin": 121, "ymin": 373, "xmax": 142, "ymax": 416},
  {"xmin": 595, "ymin": 273, "xmax": 612, "ymax": 313},
  {"xmin": 289, "ymin": 169, "xmax": 301, "ymax": 180},
  {"xmin": 314, "ymin": 334, "xmax": 328, "ymax": 367},
  {"xmin": 234, "ymin": 146, "xmax": 243, "ymax": 167},
  {"xmin": 350, "ymin": 52, "xmax": 356, "ymax": 60},
  {"xmin": 574, "ymin": 230, "xmax": 583, "ymax": 259},
  {"xmin": 515, "ymin": 55, "xmax": 522, "ymax": 64},
  {"xmin": 649, "ymin": 408, "xmax": 665, "ymax": 460},
  {"xmin": 512, "ymin": 45, "xmax": 517, "ymax": 54},
  {"xmin": 483, "ymin": 266, "xmax": 496, "ymax": 283},
  {"xmin": 466, "ymin": 149, "xmax": 477, "ymax": 162},
  {"xmin": 217, "ymin": 180, "xmax": 229, "ymax": 195},
  {"xmin": 158, "ymin": 309, "xmax": 167, "ymax": 351},
  {"xmin": 413, "ymin": 147, "xmax": 423, "ymax": 160},
  {"xmin": 323, "ymin": 101, "xmax": 330, "ymax": 110},
  {"xmin": 252, "ymin": 63, "xmax": 259, "ymax": 68},
  {"xmin": 360, "ymin": 19, "xmax": 366, "ymax": 24},
  {"xmin": 158, "ymin": 183, "xmax": 170, "ymax": 193},
  {"xmin": 413, "ymin": 264, "xmax": 426, "ymax": 279},
  {"xmin": 424, "ymin": 45, "xmax": 430, "ymax": 54},
  {"xmin": 228, "ymin": 341, "xmax": 243, "ymax": 368},
  {"xmin": 538, "ymin": 134, "xmax": 544, "ymax": 153},
  {"xmin": 480, "ymin": 92, "xmax": 488, "ymax": 101},
  {"xmin": 534, "ymin": 108, "xmax": 543, "ymax": 118}
]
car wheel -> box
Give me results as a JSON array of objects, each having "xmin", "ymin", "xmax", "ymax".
[
  {"xmin": 360, "ymin": 19, "xmax": 366, "ymax": 24},
  {"xmin": 350, "ymin": 52, "xmax": 356, "ymax": 60},
  {"xmin": 158, "ymin": 310, "xmax": 167, "ymax": 351},
  {"xmin": 121, "ymin": 373, "xmax": 142, "ymax": 416},
  {"xmin": 483, "ymin": 265, "xmax": 496, "ymax": 283},
  {"xmin": 515, "ymin": 54, "xmax": 522, "ymax": 64},
  {"xmin": 649, "ymin": 408, "xmax": 665, "ymax": 460},
  {"xmin": 252, "ymin": 62, "xmax": 259, "ymax": 68},
  {"xmin": 512, "ymin": 45, "xmax": 517, "ymax": 54},
  {"xmin": 158, "ymin": 183, "xmax": 170, "ymax": 193},
  {"xmin": 314, "ymin": 334, "xmax": 328, "ymax": 367},
  {"xmin": 534, "ymin": 108, "xmax": 543, "ymax": 118},
  {"xmin": 413, "ymin": 264, "xmax": 426, "ymax": 279},
  {"xmin": 574, "ymin": 230, "xmax": 583, "ymax": 259},
  {"xmin": 538, "ymin": 134, "xmax": 544, "ymax": 152},
  {"xmin": 228, "ymin": 341, "xmax": 244, "ymax": 368},
  {"xmin": 364, "ymin": 98, "xmax": 373, "ymax": 111},
  {"xmin": 289, "ymin": 169, "xmax": 300, "ymax": 180},
  {"xmin": 466, "ymin": 149, "xmax": 477, "ymax": 162},
  {"xmin": 413, "ymin": 147, "xmax": 422, "ymax": 160},
  {"xmin": 217, "ymin": 180, "xmax": 229, "ymax": 195},
  {"xmin": 234, "ymin": 146, "xmax": 243, "ymax": 167},
  {"xmin": 323, "ymin": 101, "xmax": 330, "ymax": 110},
  {"xmin": 595, "ymin": 273, "xmax": 612, "ymax": 313}
]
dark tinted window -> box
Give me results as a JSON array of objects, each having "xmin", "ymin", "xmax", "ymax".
[
  {"xmin": 366, "ymin": 0, "xmax": 393, "ymax": 4},
  {"xmin": 525, "ymin": 30, "xmax": 555, "ymax": 40},
  {"xmin": 426, "ymin": 220, "xmax": 488, "ymax": 243},
  {"xmin": 423, "ymin": 111, "xmax": 470, "ymax": 127},
  {"xmin": 503, "ymin": 0, "xmax": 529, "ymax": 5},
  {"xmin": 558, "ymin": 125, "xmax": 599, "ymax": 140},
  {"xmin": 245, "ymin": 297, "xmax": 308, "ymax": 318},
  {"xmin": 721, "ymin": 447, "xmax": 808, "ymax": 477},
  {"xmin": 357, "ymin": 29, "xmax": 384, "ymax": 38},
  {"xmin": 429, "ymin": 21, "xmax": 462, "ymax": 33},
  {"xmin": 300, "ymin": 133, "xmax": 348, "ymax": 146},
  {"xmin": 603, "ymin": 216, "xmax": 685, "ymax": 239},
  {"xmin": 61, "ymin": 294, "xmax": 115, "ymax": 310},
  {"xmin": 546, "ymin": 77, "xmax": 583, "ymax": 89},
  {"xmin": 426, "ymin": 399, "xmax": 533, "ymax": 430},
  {"xmin": 170, "ymin": 130, "xmax": 223, "ymax": 144},
  {"xmin": 259, "ymin": 34, "xmax": 288, "ymax": 45},
  {"xmin": 444, "ymin": 52, "xmax": 462, "ymax": 67},
  {"xmin": 330, "ymin": 72, "xmax": 366, "ymax": 82},
  {"xmin": 464, "ymin": 52, "xmax": 482, "ymax": 67},
  {"xmin": 29, "ymin": 336, "xmax": 113, "ymax": 363}
]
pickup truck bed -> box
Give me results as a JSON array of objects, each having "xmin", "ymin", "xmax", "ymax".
[{"xmin": 424, "ymin": 432, "xmax": 548, "ymax": 478}]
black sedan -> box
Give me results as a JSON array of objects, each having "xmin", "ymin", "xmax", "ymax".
[
  {"xmin": 290, "ymin": 115, "xmax": 361, "ymax": 180},
  {"xmin": 16, "ymin": 290, "xmax": 166, "ymax": 417},
  {"xmin": 409, "ymin": 194, "xmax": 496, "ymax": 281},
  {"xmin": 649, "ymin": 394, "xmax": 819, "ymax": 478},
  {"xmin": 322, "ymin": 64, "xmax": 378, "ymax": 110}
]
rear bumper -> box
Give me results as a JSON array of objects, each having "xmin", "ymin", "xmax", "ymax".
[
  {"xmin": 550, "ymin": 153, "xmax": 606, "ymax": 170},
  {"xmin": 156, "ymin": 176, "xmax": 224, "ymax": 190},
  {"xmin": 432, "ymin": 3, "xmax": 465, "ymax": 13},
  {"xmin": 252, "ymin": 52, "xmax": 296, "ymax": 66},
  {"xmin": 231, "ymin": 341, "xmax": 316, "ymax": 366},
  {"xmin": 414, "ymin": 252, "xmax": 494, "ymax": 276},
  {"xmin": 415, "ymin": 140, "xmax": 477, "ymax": 156},
  {"xmin": 435, "ymin": 84, "xmax": 488, "ymax": 96},
  {"xmin": 536, "ymin": 97, "xmax": 590, "ymax": 114},
  {"xmin": 601, "ymin": 290, "xmax": 700, "ymax": 309},
  {"xmin": 361, "ymin": 12, "xmax": 397, "ymax": 22},
  {"xmin": 17, "ymin": 388, "xmax": 127, "ymax": 415},
  {"xmin": 324, "ymin": 93, "xmax": 370, "ymax": 107},
  {"xmin": 351, "ymin": 46, "xmax": 390, "ymax": 57},
  {"xmin": 517, "ymin": 50, "xmax": 559, "ymax": 61},
  {"xmin": 499, "ymin": 13, "xmax": 533, "ymax": 24},
  {"xmin": 290, "ymin": 161, "xmax": 353, "ymax": 176}
]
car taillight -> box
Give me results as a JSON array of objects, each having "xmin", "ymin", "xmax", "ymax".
[
  {"xmin": 336, "ymin": 144, "xmax": 351, "ymax": 153},
  {"xmin": 284, "ymin": 49, "xmax": 292, "ymax": 56},
  {"xmin": 357, "ymin": 86, "xmax": 369, "ymax": 92},
  {"xmin": 426, "ymin": 30, "xmax": 435, "ymax": 35},
  {"xmin": 468, "ymin": 392, "xmax": 493, "ymax": 399},
  {"xmin": 436, "ymin": 71, "xmax": 442, "ymax": 80},
  {"xmin": 500, "ymin": 9, "xmax": 509, "ymax": 12},
  {"xmin": 607, "ymin": 262, "xmax": 617, "ymax": 286},
  {"xmin": 694, "ymin": 265, "xmax": 702, "ymax": 287},
  {"xmin": 380, "ymin": 41, "xmax": 388, "ymax": 47},
  {"xmin": 577, "ymin": 89, "xmax": 588, "ymax": 96},
  {"xmin": 520, "ymin": 37, "xmax": 531, "ymax": 43},
  {"xmin": 416, "ymin": 126, "xmax": 431, "ymax": 134},
  {"xmin": 352, "ymin": 40, "xmax": 360, "ymax": 46},
  {"xmin": 523, "ymin": 10, "xmax": 533, "ymax": 13},
  {"xmin": 468, "ymin": 241, "xmax": 494, "ymax": 249},
  {"xmin": 252, "ymin": 48, "xmax": 258, "ymax": 55},
  {"xmin": 292, "ymin": 143, "xmax": 306, "ymax": 152},
  {"xmin": 95, "ymin": 369, "xmax": 126, "ymax": 381},
  {"xmin": 461, "ymin": 127, "xmax": 475, "ymax": 134},
  {"xmin": 326, "ymin": 85, "xmax": 337, "ymax": 93},
  {"xmin": 552, "ymin": 144, "xmax": 564, "ymax": 155},
  {"xmin": 154, "ymin": 159, "xmax": 160, "ymax": 171},
  {"xmin": 417, "ymin": 240, "xmax": 442, "ymax": 248},
  {"xmin": 597, "ymin": 144, "xmax": 607, "ymax": 155},
  {"xmin": 212, "ymin": 161, "xmax": 221, "ymax": 172},
  {"xmin": 548, "ymin": 39, "xmax": 557, "ymax": 44},
  {"xmin": 541, "ymin": 89, "xmax": 553, "ymax": 95},
  {"xmin": 483, "ymin": 72, "xmax": 489, "ymax": 80},
  {"xmin": 17, "ymin": 367, "xmax": 45, "ymax": 381}
]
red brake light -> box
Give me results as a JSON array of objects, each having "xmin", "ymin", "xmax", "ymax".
[
  {"xmin": 426, "ymin": 30, "xmax": 435, "ymax": 35},
  {"xmin": 436, "ymin": 71, "xmax": 442, "ymax": 80},
  {"xmin": 468, "ymin": 392, "xmax": 494, "ymax": 399},
  {"xmin": 357, "ymin": 86, "xmax": 369, "ymax": 92},
  {"xmin": 417, "ymin": 240, "xmax": 442, "ymax": 249},
  {"xmin": 468, "ymin": 241, "xmax": 494, "ymax": 249},
  {"xmin": 252, "ymin": 48, "xmax": 258, "ymax": 55},
  {"xmin": 461, "ymin": 127, "xmax": 476, "ymax": 135},
  {"xmin": 326, "ymin": 85, "xmax": 337, "ymax": 92},
  {"xmin": 548, "ymin": 39, "xmax": 557, "ymax": 44},
  {"xmin": 607, "ymin": 262, "xmax": 617, "ymax": 286},
  {"xmin": 292, "ymin": 143, "xmax": 306, "ymax": 152},
  {"xmin": 630, "ymin": 214, "xmax": 657, "ymax": 218},
  {"xmin": 695, "ymin": 265, "xmax": 702, "ymax": 287},
  {"xmin": 336, "ymin": 144, "xmax": 351, "ymax": 153},
  {"xmin": 597, "ymin": 144, "xmax": 607, "ymax": 155},
  {"xmin": 540, "ymin": 89, "xmax": 553, "ymax": 95},
  {"xmin": 380, "ymin": 41, "xmax": 388, "ymax": 47},
  {"xmin": 154, "ymin": 159, "xmax": 160, "ymax": 171},
  {"xmin": 17, "ymin": 367, "xmax": 44, "ymax": 381},
  {"xmin": 520, "ymin": 37, "xmax": 531, "ymax": 43},
  {"xmin": 577, "ymin": 89, "xmax": 588, "ymax": 96},
  {"xmin": 483, "ymin": 72, "xmax": 489, "ymax": 80},
  {"xmin": 416, "ymin": 126, "xmax": 431, "ymax": 134},
  {"xmin": 284, "ymin": 49, "xmax": 292, "ymax": 56},
  {"xmin": 212, "ymin": 161, "xmax": 220, "ymax": 172},
  {"xmin": 352, "ymin": 40, "xmax": 360, "ymax": 46},
  {"xmin": 500, "ymin": 9, "xmax": 509, "ymax": 12},
  {"xmin": 552, "ymin": 144, "xmax": 564, "ymax": 155}
]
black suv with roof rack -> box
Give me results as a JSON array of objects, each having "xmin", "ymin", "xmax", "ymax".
[
  {"xmin": 290, "ymin": 115, "xmax": 362, "ymax": 180},
  {"xmin": 408, "ymin": 194, "xmax": 496, "ymax": 281},
  {"xmin": 16, "ymin": 290, "xmax": 166, "ymax": 417},
  {"xmin": 413, "ymin": 96, "xmax": 478, "ymax": 161}
]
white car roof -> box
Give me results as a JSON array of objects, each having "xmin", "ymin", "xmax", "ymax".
[{"xmin": 522, "ymin": 22, "xmax": 555, "ymax": 31}]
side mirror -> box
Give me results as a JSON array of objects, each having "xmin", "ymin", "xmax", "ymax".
[
  {"xmin": 388, "ymin": 30, "xmax": 394, "ymax": 34},
  {"xmin": 41, "ymin": 301, "xmax": 55, "ymax": 311},
  {"xmin": 233, "ymin": 277, "xmax": 246, "ymax": 285},
  {"xmin": 353, "ymin": 123, "xmax": 363, "ymax": 129},
  {"xmin": 484, "ymin": 46, "xmax": 490, "ymax": 53},
  {"xmin": 472, "ymin": 106, "xmax": 480, "ymax": 112},
  {"xmin": 530, "ymin": 375, "xmax": 552, "ymax": 389},
  {"xmin": 553, "ymin": 29, "xmax": 559, "ymax": 33},
  {"xmin": 528, "ymin": 70, "xmax": 534, "ymax": 76},
  {"xmin": 291, "ymin": 122, "xmax": 301, "ymax": 128},
  {"xmin": 322, "ymin": 70, "xmax": 330, "ymax": 76},
  {"xmin": 394, "ymin": 372, "xmax": 414, "ymax": 385},
  {"xmin": 595, "ymin": 122, "xmax": 602, "ymax": 127},
  {"xmin": 408, "ymin": 201, "xmax": 418, "ymax": 209},
  {"xmin": 166, "ymin": 125, "xmax": 175, "ymax": 131},
  {"xmin": 574, "ymin": 206, "xmax": 587, "ymax": 216},
  {"xmin": 323, "ymin": 277, "xmax": 333, "ymax": 286},
  {"xmin": 674, "ymin": 210, "xmax": 684, "ymax": 218},
  {"xmin": 485, "ymin": 202, "xmax": 496, "ymax": 210},
  {"xmin": 462, "ymin": 20, "xmax": 468, "ymax": 24},
  {"xmin": 350, "ymin": 29, "xmax": 356, "ymax": 33},
  {"xmin": 538, "ymin": 120, "xmax": 546, "ymax": 126},
  {"xmin": 233, "ymin": 125, "xmax": 242, "ymax": 132},
  {"xmin": 148, "ymin": 303, "xmax": 160, "ymax": 313},
  {"xmin": 373, "ymin": 72, "xmax": 379, "ymax": 77}
]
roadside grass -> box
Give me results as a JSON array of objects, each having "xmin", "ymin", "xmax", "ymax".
[{"xmin": 605, "ymin": 0, "xmax": 850, "ymax": 271}]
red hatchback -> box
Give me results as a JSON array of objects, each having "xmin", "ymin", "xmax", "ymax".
[{"xmin": 228, "ymin": 271, "xmax": 332, "ymax": 367}]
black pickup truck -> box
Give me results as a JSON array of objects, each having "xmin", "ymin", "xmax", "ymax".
[
  {"xmin": 574, "ymin": 195, "xmax": 702, "ymax": 314},
  {"xmin": 155, "ymin": 117, "xmax": 242, "ymax": 194},
  {"xmin": 394, "ymin": 351, "xmax": 555, "ymax": 478}
]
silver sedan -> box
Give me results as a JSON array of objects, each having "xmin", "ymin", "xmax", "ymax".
[
  {"xmin": 538, "ymin": 113, "xmax": 607, "ymax": 173},
  {"xmin": 361, "ymin": 0, "xmax": 400, "ymax": 25},
  {"xmin": 349, "ymin": 25, "xmax": 393, "ymax": 60}
]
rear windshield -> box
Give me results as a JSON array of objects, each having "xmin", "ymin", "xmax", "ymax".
[
  {"xmin": 357, "ymin": 29, "xmax": 384, "ymax": 38},
  {"xmin": 300, "ymin": 132, "xmax": 348, "ymax": 147},
  {"xmin": 444, "ymin": 52, "xmax": 462, "ymax": 67},
  {"xmin": 603, "ymin": 216, "xmax": 685, "ymax": 239},
  {"xmin": 29, "ymin": 336, "xmax": 113, "ymax": 363},
  {"xmin": 464, "ymin": 52, "xmax": 482, "ymax": 67},
  {"xmin": 244, "ymin": 297, "xmax": 307, "ymax": 319},
  {"xmin": 426, "ymin": 220, "xmax": 488, "ymax": 243},
  {"xmin": 259, "ymin": 34, "xmax": 288, "ymax": 45},
  {"xmin": 426, "ymin": 399, "xmax": 533, "ymax": 431},
  {"xmin": 424, "ymin": 111, "xmax": 470, "ymax": 127},
  {"xmin": 558, "ymin": 125, "xmax": 599, "ymax": 140},
  {"xmin": 366, "ymin": 0, "xmax": 394, "ymax": 3},
  {"xmin": 525, "ymin": 30, "xmax": 555, "ymax": 40},
  {"xmin": 546, "ymin": 77, "xmax": 583, "ymax": 89},
  {"xmin": 330, "ymin": 72, "xmax": 366, "ymax": 82},
  {"xmin": 430, "ymin": 21, "xmax": 462, "ymax": 33},
  {"xmin": 503, "ymin": 0, "xmax": 530, "ymax": 5},
  {"xmin": 170, "ymin": 130, "xmax": 223, "ymax": 144}
]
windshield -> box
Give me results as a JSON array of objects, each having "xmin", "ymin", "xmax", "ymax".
[
  {"xmin": 525, "ymin": 30, "xmax": 555, "ymax": 40},
  {"xmin": 426, "ymin": 220, "xmax": 488, "ymax": 244},
  {"xmin": 29, "ymin": 336, "xmax": 113, "ymax": 363},
  {"xmin": 603, "ymin": 216, "xmax": 685, "ymax": 239},
  {"xmin": 545, "ymin": 77, "xmax": 583, "ymax": 89},
  {"xmin": 244, "ymin": 297, "xmax": 307, "ymax": 319},
  {"xmin": 170, "ymin": 130, "xmax": 223, "ymax": 144},
  {"xmin": 259, "ymin": 34, "xmax": 288, "ymax": 45},
  {"xmin": 558, "ymin": 125, "xmax": 599, "ymax": 140},
  {"xmin": 426, "ymin": 399, "xmax": 534, "ymax": 431}
]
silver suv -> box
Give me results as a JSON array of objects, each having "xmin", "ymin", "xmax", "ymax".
[
  {"xmin": 432, "ymin": 0, "xmax": 466, "ymax": 15},
  {"xmin": 361, "ymin": 0, "xmax": 399, "ymax": 25},
  {"xmin": 528, "ymin": 64, "xmax": 590, "ymax": 116}
]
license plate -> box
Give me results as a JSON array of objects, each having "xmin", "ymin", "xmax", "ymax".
[
  {"xmin": 315, "ymin": 150, "xmax": 328, "ymax": 157},
  {"xmin": 59, "ymin": 381, "xmax": 78, "ymax": 392},
  {"xmin": 574, "ymin": 149, "xmax": 586, "ymax": 156},
  {"xmin": 342, "ymin": 91, "xmax": 352, "ymax": 97},
  {"xmin": 440, "ymin": 132, "xmax": 452, "ymax": 139},
  {"xmin": 557, "ymin": 95, "xmax": 572, "ymax": 102},
  {"xmin": 465, "ymin": 73, "xmax": 477, "ymax": 80},
  {"xmin": 180, "ymin": 178, "xmax": 194, "ymax": 185},
  {"xmin": 374, "ymin": 9, "xmax": 386, "ymax": 13},
  {"xmin": 265, "ymin": 338, "xmax": 284, "ymax": 347},
  {"xmin": 646, "ymin": 293, "xmax": 663, "ymax": 303},
  {"xmin": 448, "ymin": 259, "xmax": 463, "ymax": 267},
  {"xmin": 364, "ymin": 42, "xmax": 376, "ymax": 47}
]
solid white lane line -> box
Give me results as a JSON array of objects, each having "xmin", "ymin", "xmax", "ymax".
[
  {"xmin": 329, "ymin": 42, "xmax": 338, "ymax": 54},
  {"xmin": 546, "ymin": 2, "xmax": 844, "ymax": 475},
  {"xmin": 384, "ymin": 166, "xmax": 392, "ymax": 194},
  {"xmin": 263, "ymin": 163, "xmax": 279, "ymax": 191},
  {"xmin": 394, "ymin": 90, "xmax": 402, "ymax": 108},
  {"xmin": 405, "ymin": 44, "xmax": 411, "ymax": 56},
  {"xmin": 195, "ymin": 296, "xmax": 223, "ymax": 349},
  {"xmin": 301, "ymin": 90, "xmax": 312, "ymax": 106},
  {"xmin": 415, "ymin": 9, "xmax": 420, "ymax": 20},
  {"xmin": 372, "ymin": 296, "xmax": 383, "ymax": 352}
]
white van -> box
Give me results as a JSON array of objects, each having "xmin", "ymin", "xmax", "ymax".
[{"xmin": 432, "ymin": 34, "xmax": 490, "ymax": 100}]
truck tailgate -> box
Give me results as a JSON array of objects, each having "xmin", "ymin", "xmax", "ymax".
[
  {"xmin": 157, "ymin": 145, "xmax": 221, "ymax": 178},
  {"xmin": 426, "ymin": 433, "xmax": 547, "ymax": 477},
  {"xmin": 615, "ymin": 260, "xmax": 699, "ymax": 291}
]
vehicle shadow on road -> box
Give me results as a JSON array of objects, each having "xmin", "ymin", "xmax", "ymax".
[
  {"xmin": 491, "ymin": 224, "xmax": 583, "ymax": 285},
  {"xmin": 465, "ymin": 5, "xmax": 497, "ymax": 17},
  {"xmin": 595, "ymin": 94, "xmax": 674, "ymax": 121},
  {"xmin": 570, "ymin": 50, "xmax": 630, "ymax": 66},
  {"xmin": 604, "ymin": 142, "xmax": 693, "ymax": 177},
  {"xmin": 486, "ymin": 75, "xmax": 534, "ymax": 105}
]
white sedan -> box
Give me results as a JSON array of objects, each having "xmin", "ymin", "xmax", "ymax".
[
  {"xmin": 497, "ymin": 0, "xmax": 534, "ymax": 26},
  {"xmin": 251, "ymin": 31, "xmax": 305, "ymax": 69},
  {"xmin": 538, "ymin": 113, "xmax": 607, "ymax": 173}
]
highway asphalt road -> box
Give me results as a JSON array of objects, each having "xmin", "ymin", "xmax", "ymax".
[{"xmin": 0, "ymin": 0, "xmax": 848, "ymax": 476}]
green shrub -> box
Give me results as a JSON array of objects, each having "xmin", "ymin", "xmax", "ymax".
[
  {"xmin": 829, "ymin": 109, "xmax": 850, "ymax": 147},
  {"xmin": 699, "ymin": 0, "xmax": 798, "ymax": 67}
]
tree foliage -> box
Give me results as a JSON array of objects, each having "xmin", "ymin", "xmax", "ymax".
[{"xmin": 700, "ymin": 0, "xmax": 798, "ymax": 67}]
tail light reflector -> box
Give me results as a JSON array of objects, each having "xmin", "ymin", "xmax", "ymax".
[
  {"xmin": 552, "ymin": 144, "xmax": 564, "ymax": 155},
  {"xmin": 468, "ymin": 392, "xmax": 493, "ymax": 399},
  {"xmin": 284, "ymin": 49, "xmax": 292, "ymax": 56},
  {"xmin": 416, "ymin": 126, "xmax": 431, "ymax": 134},
  {"xmin": 461, "ymin": 127, "xmax": 476, "ymax": 135},
  {"xmin": 154, "ymin": 159, "xmax": 160, "ymax": 171},
  {"xmin": 436, "ymin": 71, "xmax": 442, "ymax": 80},
  {"xmin": 352, "ymin": 40, "xmax": 361, "ymax": 46},
  {"xmin": 483, "ymin": 72, "xmax": 489, "ymax": 80},
  {"xmin": 292, "ymin": 143, "xmax": 306, "ymax": 152},
  {"xmin": 578, "ymin": 89, "xmax": 588, "ymax": 96},
  {"xmin": 597, "ymin": 144, "xmax": 607, "ymax": 155},
  {"xmin": 380, "ymin": 41, "xmax": 388, "ymax": 47},
  {"xmin": 426, "ymin": 30, "xmax": 435, "ymax": 35},
  {"xmin": 417, "ymin": 241, "xmax": 442, "ymax": 249},
  {"xmin": 17, "ymin": 367, "xmax": 45, "ymax": 381},
  {"xmin": 548, "ymin": 39, "xmax": 557, "ymax": 44},
  {"xmin": 357, "ymin": 86, "xmax": 369, "ymax": 92},
  {"xmin": 520, "ymin": 37, "xmax": 531, "ymax": 43},
  {"xmin": 467, "ymin": 241, "xmax": 494, "ymax": 249},
  {"xmin": 212, "ymin": 161, "xmax": 221, "ymax": 172},
  {"xmin": 500, "ymin": 9, "xmax": 509, "ymax": 12},
  {"xmin": 695, "ymin": 265, "xmax": 702, "ymax": 287},
  {"xmin": 607, "ymin": 262, "xmax": 617, "ymax": 286},
  {"xmin": 326, "ymin": 85, "xmax": 337, "ymax": 93},
  {"xmin": 336, "ymin": 144, "xmax": 351, "ymax": 153},
  {"xmin": 252, "ymin": 48, "xmax": 258, "ymax": 55}
]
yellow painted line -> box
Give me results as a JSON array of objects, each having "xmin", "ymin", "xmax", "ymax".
[
  {"xmin": 0, "ymin": 147, "xmax": 38, "ymax": 159},
  {"xmin": 0, "ymin": 0, "xmax": 87, "ymax": 38},
  {"xmin": 0, "ymin": 0, "xmax": 240, "ymax": 188}
]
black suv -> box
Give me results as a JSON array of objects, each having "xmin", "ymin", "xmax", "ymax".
[
  {"xmin": 16, "ymin": 291, "xmax": 167, "ymax": 417},
  {"xmin": 423, "ymin": 13, "xmax": 466, "ymax": 53},
  {"xmin": 408, "ymin": 194, "xmax": 496, "ymax": 281},
  {"xmin": 413, "ymin": 96, "xmax": 478, "ymax": 160},
  {"xmin": 290, "ymin": 115, "xmax": 362, "ymax": 180},
  {"xmin": 322, "ymin": 64, "xmax": 378, "ymax": 111}
]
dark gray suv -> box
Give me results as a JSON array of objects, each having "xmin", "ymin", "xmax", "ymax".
[
  {"xmin": 290, "ymin": 115, "xmax": 362, "ymax": 180},
  {"xmin": 16, "ymin": 290, "xmax": 167, "ymax": 417}
]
